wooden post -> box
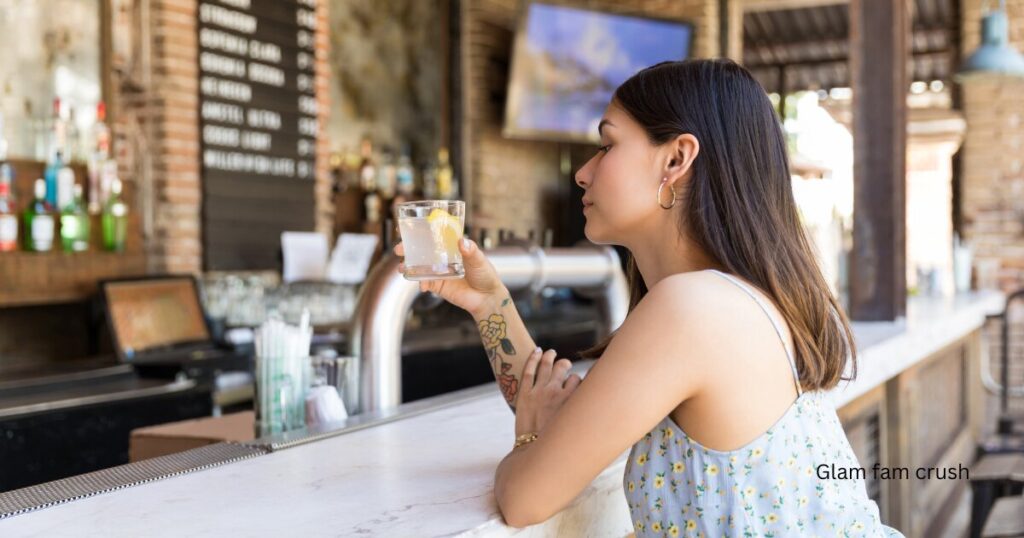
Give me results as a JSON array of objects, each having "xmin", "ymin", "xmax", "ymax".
[{"xmin": 848, "ymin": 0, "xmax": 909, "ymax": 321}]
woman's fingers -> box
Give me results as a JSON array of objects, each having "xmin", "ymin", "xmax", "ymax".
[
  {"xmin": 563, "ymin": 373, "xmax": 583, "ymax": 391},
  {"xmin": 534, "ymin": 349, "xmax": 557, "ymax": 386},
  {"xmin": 522, "ymin": 348, "xmax": 542, "ymax": 388},
  {"xmin": 394, "ymin": 242, "xmax": 405, "ymax": 256},
  {"xmin": 550, "ymin": 359, "xmax": 573, "ymax": 387}
]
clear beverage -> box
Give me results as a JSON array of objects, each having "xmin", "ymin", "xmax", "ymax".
[{"xmin": 397, "ymin": 200, "xmax": 465, "ymax": 280}]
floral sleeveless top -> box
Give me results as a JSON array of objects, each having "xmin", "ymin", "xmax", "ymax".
[{"xmin": 623, "ymin": 270, "xmax": 903, "ymax": 538}]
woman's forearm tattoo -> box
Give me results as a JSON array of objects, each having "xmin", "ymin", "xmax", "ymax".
[{"xmin": 478, "ymin": 297, "xmax": 519, "ymax": 408}]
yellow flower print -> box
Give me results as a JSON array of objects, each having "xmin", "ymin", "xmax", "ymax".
[
  {"xmin": 636, "ymin": 453, "xmax": 649, "ymax": 466},
  {"xmin": 777, "ymin": 478, "xmax": 786, "ymax": 488},
  {"xmin": 805, "ymin": 466, "xmax": 815, "ymax": 477},
  {"xmin": 635, "ymin": 521, "xmax": 645, "ymax": 532},
  {"xmin": 651, "ymin": 521, "xmax": 662, "ymax": 532},
  {"xmin": 672, "ymin": 461, "xmax": 685, "ymax": 473},
  {"xmin": 799, "ymin": 495, "xmax": 809, "ymax": 507},
  {"xmin": 662, "ymin": 427, "xmax": 674, "ymax": 439},
  {"xmin": 686, "ymin": 520, "xmax": 697, "ymax": 531},
  {"xmin": 786, "ymin": 457, "xmax": 797, "ymax": 468},
  {"xmin": 729, "ymin": 455, "xmax": 738, "ymax": 465},
  {"xmin": 628, "ymin": 481, "xmax": 636, "ymax": 492},
  {"xmin": 850, "ymin": 521, "xmax": 865, "ymax": 532},
  {"xmin": 750, "ymin": 447, "xmax": 764, "ymax": 458},
  {"xmin": 705, "ymin": 464, "xmax": 719, "ymax": 476},
  {"xmin": 668, "ymin": 523, "xmax": 681, "ymax": 537},
  {"xmin": 477, "ymin": 314, "xmax": 507, "ymax": 349},
  {"xmin": 767, "ymin": 513, "xmax": 779, "ymax": 524},
  {"xmin": 743, "ymin": 486, "xmax": 756, "ymax": 498},
  {"xmin": 654, "ymin": 475, "xmax": 665, "ymax": 489}
]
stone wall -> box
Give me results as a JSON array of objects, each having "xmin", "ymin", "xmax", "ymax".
[{"xmin": 327, "ymin": 0, "xmax": 444, "ymax": 166}]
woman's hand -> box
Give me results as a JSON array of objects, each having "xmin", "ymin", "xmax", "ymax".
[
  {"xmin": 394, "ymin": 238, "xmax": 506, "ymax": 315},
  {"xmin": 514, "ymin": 348, "xmax": 583, "ymax": 437}
]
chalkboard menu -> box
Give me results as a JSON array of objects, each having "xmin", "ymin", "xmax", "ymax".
[{"xmin": 198, "ymin": 0, "xmax": 319, "ymax": 270}]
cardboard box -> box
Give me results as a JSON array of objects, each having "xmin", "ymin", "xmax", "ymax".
[{"xmin": 129, "ymin": 411, "xmax": 256, "ymax": 462}]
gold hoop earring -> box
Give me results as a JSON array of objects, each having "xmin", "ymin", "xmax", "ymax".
[{"xmin": 657, "ymin": 181, "xmax": 677, "ymax": 209}]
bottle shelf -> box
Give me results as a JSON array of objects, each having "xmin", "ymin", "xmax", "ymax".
[
  {"xmin": 0, "ymin": 249, "xmax": 147, "ymax": 307},
  {"xmin": 1, "ymin": 159, "xmax": 145, "ymax": 308}
]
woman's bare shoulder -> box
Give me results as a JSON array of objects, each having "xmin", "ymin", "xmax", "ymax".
[
  {"xmin": 645, "ymin": 269, "xmax": 749, "ymax": 314},
  {"xmin": 641, "ymin": 270, "xmax": 782, "ymax": 363}
]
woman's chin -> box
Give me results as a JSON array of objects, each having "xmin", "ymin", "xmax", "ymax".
[{"xmin": 583, "ymin": 225, "xmax": 610, "ymax": 245}]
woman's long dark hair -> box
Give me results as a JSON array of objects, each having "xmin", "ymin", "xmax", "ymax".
[{"xmin": 578, "ymin": 59, "xmax": 856, "ymax": 391}]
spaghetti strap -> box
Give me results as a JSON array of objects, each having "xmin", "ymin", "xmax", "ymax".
[{"xmin": 706, "ymin": 269, "xmax": 803, "ymax": 396}]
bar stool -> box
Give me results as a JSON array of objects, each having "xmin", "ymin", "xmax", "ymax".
[
  {"xmin": 982, "ymin": 494, "xmax": 1024, "ymax": 538},
  {"xmin": 970, "ymin": 453, "xmax": 1024, "ymax": 538}
]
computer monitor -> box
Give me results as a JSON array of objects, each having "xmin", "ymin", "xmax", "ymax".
[{"xmin": 102, "ymin": 276, "xmax": 211, "ymax": 362}]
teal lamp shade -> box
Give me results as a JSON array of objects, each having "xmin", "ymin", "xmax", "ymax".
[{"xmin": 957, "ymin": 7, "xmax": 1024, "ymax": 80}]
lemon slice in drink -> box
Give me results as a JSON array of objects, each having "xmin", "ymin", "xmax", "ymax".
[{"xmin": 426, "ymin": 208, "xmax": 462, "ymax": 258}]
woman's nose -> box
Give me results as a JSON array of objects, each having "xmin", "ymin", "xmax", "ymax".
[{"xmin": 575, "ymin": 160, "xmax": 591, "ymax": 189}]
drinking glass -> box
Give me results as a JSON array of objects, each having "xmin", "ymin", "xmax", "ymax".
[{"xmin": 396, "ymin": 200, "xmax": 465, "ymax": 280}]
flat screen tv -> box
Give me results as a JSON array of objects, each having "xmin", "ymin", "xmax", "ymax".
[{"xmin": 503, "ymin": 3, "xmax": 693, "ymax": 144}]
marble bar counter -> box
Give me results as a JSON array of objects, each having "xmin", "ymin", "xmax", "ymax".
[{"xmin": 0, "ymin": 291, "xmax": 1005, "ymax": 537}]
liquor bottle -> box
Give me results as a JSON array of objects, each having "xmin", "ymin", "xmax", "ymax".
[
  {"xmin": 0, "ymin": 164, "xmax": 16, "ymax": 252},
  {"xmin": 87, "ymin": 101, "xmax": 111, "ymax": 214},
  {"xmin": 358, "ymin": 138, "xmax": 376, "ymax": 192},
  {"xmin": 377, "ymin": 147, "xmax": 396, "ymax": 199},
  {"xmin": 93, "ymin": 101, "xmax": 111, "ymax": 159},
  {"xmin": 22, "ymin": 179, "xmax": 54, "ymax": 252},
  {"xmin": 343, "ymin": 150, "xmax": 361, "ymax": 191},
  {"xmin": 61, "ymin": 183, "xmax": 89, "ymax": 252},
  {"xmin": 44, "ymin": 98, "xmax": 65, "ymax": 208},
  {"xmin": 421, "ymin": 160, "xmax": 437, "ymax": 199},
  {"xmin": 435, "ymin": 147, "xmax": 454, "ymax": 200},
  {"xmin": 330, "ymin": 150, "xmax": 344, "ymax": 194},
  {"xmin": 102, "ymin": 178, "xmax": 128, "ymax": 252},
  {"xmin": 65, "ymin": 106, "xmax": 82, "ymax": 163},
  {"xmin": 56, "ymin": 167, "xmax": 75, "ymax": 214},
  {"xmin": 396, "ymin": 147, "xmax": 415, "ymax": 197}
]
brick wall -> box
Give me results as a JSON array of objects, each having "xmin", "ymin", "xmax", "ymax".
[
  {"xmin": 108, "ymin": 0, "xmax": 332, "ymax": 274},
  {"xmin": 960, "ymin": 0, "xmax": 1024, "ymax": 425},
  {"xmin": 314, "ymin": 0, "xmax": 333, "ymax": 240},
  {"xmin": 960, "ymin": 0, "xmax": 1024, "ymax": 291},
  {"xmin": 460, "ymin": 0, "xmax": 718, "ymax": 238}
]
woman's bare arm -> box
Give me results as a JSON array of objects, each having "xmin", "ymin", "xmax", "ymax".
[{"xmin": 470, "ymin": 288, "xmax": 537, "ymax": 412}]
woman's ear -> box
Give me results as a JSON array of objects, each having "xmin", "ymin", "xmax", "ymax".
[{"xmin": 666, "ymin": 133, "xmax": 700, "ymax": 184}]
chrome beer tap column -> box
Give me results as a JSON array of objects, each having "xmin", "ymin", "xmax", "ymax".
[{"xmin": 347, "ymin": 244, "xmax": 629, "ymax": 414}]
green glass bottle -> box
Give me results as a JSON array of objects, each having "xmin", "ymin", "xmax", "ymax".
[
  {"xmin": 22, "ymin": 178, "xmax": 55, "ymax": 252},
  {"xmin": 101, "ymin": 178, "xmax": 127, "ymax": 252},
  {"xmin": 60, "ymin": 183, "xmax": 89, "ymax": 252}
]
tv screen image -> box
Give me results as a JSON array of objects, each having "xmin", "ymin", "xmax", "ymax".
[{"xmin": 504, "ymin": 3, "xmax": 693, "ymax": 143}]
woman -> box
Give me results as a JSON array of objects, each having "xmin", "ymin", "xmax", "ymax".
[{"xmin": 395, "ymin": 59, "xmax": 903, "ymax": 537}]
